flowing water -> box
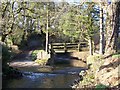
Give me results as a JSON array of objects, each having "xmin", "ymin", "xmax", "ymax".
[
  {"xmin": 3, "ymin": 50, "xmax": 87, "ymax": 88},
  {"xmin": 3, "ymin": 65, "xmax": 85, "ymax": 88},
  {"xmin": 3, "ymin": 72, "xmax": 79, "ymax": 88}
]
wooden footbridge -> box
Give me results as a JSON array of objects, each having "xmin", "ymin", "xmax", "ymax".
[
  {"xmin": 47, "ymin": 42, "xmax": 88, "ymax": 65},
  {"xmin": 37, "ymin": 42, "xmax": 88, "ymax": 65},
  {"xmin": 48, "ymin": 42, "xmax": 88, "ymax": 53}
]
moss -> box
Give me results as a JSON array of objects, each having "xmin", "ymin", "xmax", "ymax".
[{"xmin": 95, "ymin": 84, "xmax": 108, "ymax": 90}]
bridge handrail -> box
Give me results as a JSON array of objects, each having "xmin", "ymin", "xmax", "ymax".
[{"xmin": 49, "ymin": 42, "xmax": 88, "ymax": 53}]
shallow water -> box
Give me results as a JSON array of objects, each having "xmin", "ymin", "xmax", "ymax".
[
  {"xmin": 3, "ymin": 49, "xmax": 88, "ymax": 88},
  {"xmin": 3, "ymin": 61, "xmax": 85, "ymax": 88},
  {"xmin": 3, "ymin": 71, "xmax": 80, "ymax": 88}
]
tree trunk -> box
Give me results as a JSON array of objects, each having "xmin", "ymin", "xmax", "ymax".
[
  {"xmin": 105, "ymin": 2, "xmax": 120, "ymax": 55},
  {"xmin": 114, "ymin": 2, "xmax": 120, "ymax": 52},
  {"xmin": 45, "ymin": 3, "xmax": 49, "ymax": 53},
  {"xmin": 89, "ymin": 37, "xmax": 93, "ymax": 55},
  {"xmin": 99, "ymin": 3, "xmax": 104, "ymax": 55}
]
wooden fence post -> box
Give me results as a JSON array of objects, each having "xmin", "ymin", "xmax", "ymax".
[
  {"xmin": 50, "ymin": 43, "xmax": 55, "ymax": 65},
  {"xmin": 64, "ymin": 43, "xmax": 67, "ymax": 52},
  {"xmin": 48, "ymin": 44, "xmax": 51, "ymax": 54},
  {"xmin": 78, "ymin": 43, "xmax": 80, "ymax": 52}
]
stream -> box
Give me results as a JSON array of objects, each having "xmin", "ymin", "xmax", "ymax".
[
  {"xmin": 3, "ymin": 64, "xmax": 86, "ymax": 88},
  {"xmin": 3, "ymin": 51, "xmax": 87, "ymax": 88}
]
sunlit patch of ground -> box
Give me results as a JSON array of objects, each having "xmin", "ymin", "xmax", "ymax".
[
  {"xmin": 70, "ymin": 51, "xmax": 89, "ymax": 61},
  {"xmin": 9, "ymin": 61, "xmax": 39, "ymax": 67},
  {"xmin": 9, "ymin": 60, "xmax": 54, "ymax": 72}
]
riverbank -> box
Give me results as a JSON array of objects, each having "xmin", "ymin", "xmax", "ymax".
[{"xmin": 72, "ymin": 53, "xmax": 120, "ymax": 89}]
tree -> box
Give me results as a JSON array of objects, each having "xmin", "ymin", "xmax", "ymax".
[
  {"xmin": 99, "ymin": 2, "xmax": 104, "ymax": 55},
  {"xmin": 80, "ymin": 2, "xmax": 99, "ymax": 55},
  {"xmin": 45, "ymin": 2, "xmax": 49, "ymax": 53},
  {"xmin": 1, "ymin": 1, "xmax": 48, "ymax": 47},
  {"xmin": 51, "ymin": 2, "xmax": 99, "ymax": 55},
  {"xmin": 58, "ymin": 4, "xmax": 81, "ymax": 43},
  {"xmin": 44, "ymin": 2, "xmax": 56, "ymax": 53},
  {"xmin": 1, "ymin": 1, "xmax": 15, "ymax": 42},
  {"xmin": 104, "ymin": 1, "xmax": 120, "ymax": 54}
]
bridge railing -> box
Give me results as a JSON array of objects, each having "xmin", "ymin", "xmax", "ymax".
[{"xmin": 49, "ymin": 42, "xmax": 88, "ymax": 53}]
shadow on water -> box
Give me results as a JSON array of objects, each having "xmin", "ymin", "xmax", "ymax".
[
  {"xmin": 3, "ymin": 62, "xmax": 86, "ymax": 88},
  {"xmin": 3, "ymin": 71, "xmax": 80, "ymax": 88}
]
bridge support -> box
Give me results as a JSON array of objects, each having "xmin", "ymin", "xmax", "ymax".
[
  {"xmin": 78, "ymin": 43, "xmax": 81, "ymax": 52},
  {"xmin": 49, "ymin": 43, "xmax": 55, "ymax": 66},
  {"xmin": 64, "ymin": 43, "xmax": 67, "ymax": 53}
]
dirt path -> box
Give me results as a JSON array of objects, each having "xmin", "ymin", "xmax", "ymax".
[{"xmin": 10, "ymin": 50, "xmax": 40, "ymax": 68}]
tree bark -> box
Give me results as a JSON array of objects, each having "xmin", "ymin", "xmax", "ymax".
[
  {"xmin": 1, "ymin": 2, "xmax": 15, "ymax": 43},
  {"xmin": 89, "ymin": 37, "xmax": 93, "ymax": 55},
  {"xmin": 99, "ymin": 3, "xmax": 104, "ymax": 55},
  {"xmin": 105, "ymin": 2, "xmax": 120, "ymax": 55},
  {"xmin": 46, "ymin": 3, "xmax": 49, "ymax": 53}
]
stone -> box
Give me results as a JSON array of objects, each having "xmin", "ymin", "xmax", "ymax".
[{"xmin": 108, "ymin": 77, "xmax": 119, "ymax": 86}]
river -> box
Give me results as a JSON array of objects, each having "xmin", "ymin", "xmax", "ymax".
[
  {"xmin": 3, "ymin": 65, "xmax": 86, "ymax": 88},
  {"xmin": 3, "ymin": 51, "xmax": 87, "ymax": 88}
]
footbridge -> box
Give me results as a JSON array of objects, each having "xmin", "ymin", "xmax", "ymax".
[
  {"xmin": 48, "ymin": 42, "xmax": 88, "ymax": 66},
  {"xmin": 49, "ymin": 42, "xmax": 88, "ymax": 53}
]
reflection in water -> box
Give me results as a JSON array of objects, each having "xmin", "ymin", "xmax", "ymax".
[{"xmin": 3, "ymin": 72, "xmax": 79, "ymax": 88}]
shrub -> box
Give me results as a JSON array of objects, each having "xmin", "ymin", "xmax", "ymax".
[
  {"xmin": 87, "ymin": 54, "xmax": 104, "ymax": 71},
  {"xmin": 2, "ymin": 44, "xmax": 11, "ymax": 66},
  {"xmin": 87, "ymin": 54, "xmax": 103, "ymax": 65},
  {"xmin": 31, "ymin": 50, "xmax": 44, "ymax": 61}
]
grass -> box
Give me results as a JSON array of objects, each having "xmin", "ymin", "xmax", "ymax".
[
  {"xmin": 35, "ymin": 59, "xmax": 48, "ymax": 66},
  {"xmin": 87, "ymin": 54, "xmax": 104, "ymax": 65}
]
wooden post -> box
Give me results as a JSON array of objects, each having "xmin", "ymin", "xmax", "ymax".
[
  {"xmin": 64, "ymin": 43, "xmax": 67, "ymax": 52},
  {"xmin": 89, "ymin": 37, "xmax": 93, "ymax": 55},
  {"xmin": 50, "ymin": 43, "xmax": 54, "ymax": 65},
  {"xmin": 51, "ymin": 43, "xmax": 53, "ymax": 54},
  {"xmin": 78, "ymin": 43, "xmax": 80, "ymax": 52},
  {"xmin": 48, "ymin": 44, "xmax": 51, "ymax": 54}
]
